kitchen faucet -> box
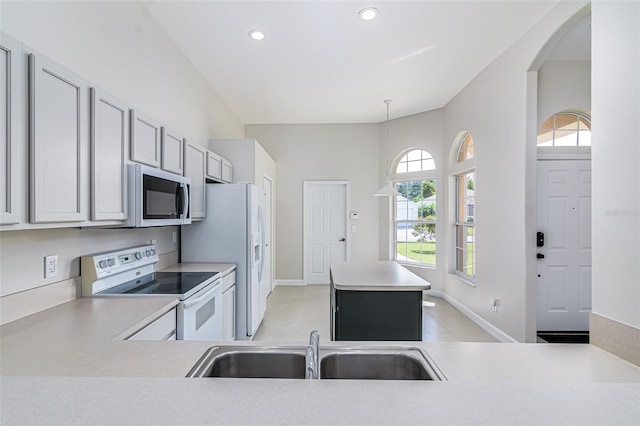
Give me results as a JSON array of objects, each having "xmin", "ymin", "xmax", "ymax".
[{"xmin": 305, "ymin": 330, "xmax": 320, "ymax": 379}]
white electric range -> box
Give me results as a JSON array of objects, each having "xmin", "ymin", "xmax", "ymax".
[{"xmin": 81, "ymin": 244, "xmax": 222, "ymax": 340}]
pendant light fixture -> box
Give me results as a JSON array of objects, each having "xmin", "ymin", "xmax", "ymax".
[{"xmin": 374, "ymin": 99, "xmax": 400, "ymax": 197}]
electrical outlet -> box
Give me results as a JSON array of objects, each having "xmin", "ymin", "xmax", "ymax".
[{"xmin": 44, "ymin": 255, "xmax": 58, "ymax": 278}]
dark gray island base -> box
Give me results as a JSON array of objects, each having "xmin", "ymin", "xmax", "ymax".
[{"xmin": 330, "ymin": 261, "xmax": 431, "ymax": 341}]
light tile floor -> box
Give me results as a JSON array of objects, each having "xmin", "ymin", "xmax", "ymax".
[{"xmin": 252, "ymin": 285, "xmax": 498, "ymax": 343}]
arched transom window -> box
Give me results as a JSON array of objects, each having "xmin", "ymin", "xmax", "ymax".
[
  {"xmin": 537, "ymin": 112, "xmax": 591, "ymax": 147},
  {"xmin": 393, "ymin": 149, "xmax": 437, "ymax": 267}
]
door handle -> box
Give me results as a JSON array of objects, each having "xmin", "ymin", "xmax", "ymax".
[{"xmin": 339, "ymin": 238, "xmax": 346, "ymax": 242}]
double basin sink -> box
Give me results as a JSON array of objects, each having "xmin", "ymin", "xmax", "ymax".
[{"xmin": 187, "ymin": 345, "xmax": 446, "ymax": 381}]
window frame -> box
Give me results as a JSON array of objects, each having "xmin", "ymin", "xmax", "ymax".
[
  {"xmin": 391, "ymin": 149, "xmax": 438, "ymax": 269},
  {"xmin": 450, "ymin": 133, "xmax": 476, "ymax": 284}
]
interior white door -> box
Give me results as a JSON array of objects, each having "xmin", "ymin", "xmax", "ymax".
[
  {"xmin": 262, "ymin": 176, "xmax": 274, "ymax": 293},
  {"xmin": 304, "ymin": 182, "xmax": 348, "ymax": 284},
  {"xmin": 536, "ymin": 159, "xmax": 591, "ymax": 331}
]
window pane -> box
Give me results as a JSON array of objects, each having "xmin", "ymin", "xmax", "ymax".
[
  {"xmin": 395, "ymin": 221, "xmax": 436, "ymax": 266},
  {"xmin": 422, "ymin": 158, "xmax": 435, "ymax": 170},
  {"xmin": 456, "ymin": 172, "xmax": 475, "ymax": 222},
  {"xmin": 396, "ymin": 149, "xmax": 436, "ymax": 173},
  {"xmin": 554, "ymin": 130, "xmax": 578, "ymax": 146},
  {"xmin": 458, "ymin": 134, "xmax": 474, "ymax": 162},
  {"xmin": 407, "ymin": 150, "xmax": 422, "ymax": 161},
  {"xmin": 407, "ymin": 160, "xmax": 422, "ymax": 172},
  {"xmin": 394, "ymin": 178, "xmax": 437, "ymax": 267},
  {"xmin": 578, "ymin": 130, "xmax": 591, "ymax": 146}
]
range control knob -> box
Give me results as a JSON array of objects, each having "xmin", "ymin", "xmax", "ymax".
[
  {"xmin": 98, "ymin": 260, "xmax": 108, "ymax": 269},
  {"xmin": 134, "ymin": 252, "xmax": 142, "ymax": 260},
  {"xmin": 151, "ymin": 249, "xmax": 156, "ymax": 256},
  {"xmin": 146, "ymin": 250, "xmax": 151, "ymax": 257},
  {"xmin": 108, "ymin": 258, "xmax": 115, "ymax": 267}
]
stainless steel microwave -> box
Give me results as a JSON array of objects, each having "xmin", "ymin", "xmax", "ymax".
[{"xmin": 126, "ymin": 164, "xmax": 191, "ymax": 227}]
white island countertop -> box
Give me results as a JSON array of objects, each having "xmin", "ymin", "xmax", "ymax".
[{"xmin": 330, "ymin": 260, "xmax": 431, "ymax": 291}]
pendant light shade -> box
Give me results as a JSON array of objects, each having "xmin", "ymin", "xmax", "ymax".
[
  {"xmin": 374, "ymin": 182, "xmax": 400, "ymax": 197},
  {"xmin": 375, "ymin": 99, "xmax": 400, "ymax": 197}
]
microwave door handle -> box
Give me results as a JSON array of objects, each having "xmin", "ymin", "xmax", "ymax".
[
  {"xmin": 181, "ymin": 183, "xmax": 189, "ymax": 219},
  {"xmin": 176, "ymin": 185, "xmax": 187, "ymax": 219}
]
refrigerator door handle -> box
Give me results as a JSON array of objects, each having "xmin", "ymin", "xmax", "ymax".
[{"xmin": 258, "ymin": 205, "xmax": 266, "ymax": 282}]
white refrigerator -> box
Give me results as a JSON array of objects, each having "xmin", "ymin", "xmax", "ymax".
[{"xmin": 181, "ymin": 183, "xmax": 266, "ymax": 340}]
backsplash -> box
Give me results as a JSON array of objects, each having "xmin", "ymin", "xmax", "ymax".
[{"xmin": 0, "ymin": 226, "xmax": 179, "ymax": 324}]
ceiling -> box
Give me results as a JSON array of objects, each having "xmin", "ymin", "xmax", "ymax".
[{"xmin": 147, "ymin": 1, "xmax": 561, "ymax": 124}]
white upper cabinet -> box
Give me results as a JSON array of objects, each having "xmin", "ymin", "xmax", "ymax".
[
  {"xmin": 184, "ymin": 142, "xmax": 206, "ymax": 220},
  {"xmin": 161, "ymin": 127, "xmax": 184, "ymax": 175},
  {"xmin": 206, "ymin": 151, "xmax": 222, "ymax": 181},
  {"xmin": 28, "ymin": 51, "xmax": 88, "ymax": 223},
  {"xmin": 221, "ymin": 158, "xmax": 233, "ymax": 183},
  {"xmin": 130, "ymin": 109, "xmax": 161, "ymax": 168},
  {"xmin": 90, "ymin": 87, "xmax": 128, "ymax": 221},
  {"xmin": 0, "ymin": 33, "xmax": 24, "ymax": 227}
]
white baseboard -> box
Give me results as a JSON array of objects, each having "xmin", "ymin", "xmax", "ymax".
[
  {"xmin": 273, "ymin": 279, "xmax": 306, "ymax": 287},
  {"xmin": 425, "ymin": 289, "xmax": 518, "ymax": 343}
]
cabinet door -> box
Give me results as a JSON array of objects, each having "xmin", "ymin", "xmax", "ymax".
[
  {"xmin": 0, "ymin": 34, "xmax": 23, "ymax": 226},
  {"xmin": 222, "ymin": 285, "xmax": 236, "ymax": 341},
  {"xmin": 130, "ymin": 109, "xmax": 161, "ymax": 168},
  {"xmin": 90, "ymin": 88, "xmax": 128, "ymax": 221},
  {"xmin": 161, "ymin": 127, "xmax": 183, "ymax": 175},
  {"xmin": 221, "ymin": 158, "xmax": 233, "ymax": 183},
  {"xmin": 29, "ymin": 52, "xmax": 88, "ymax": 223},
  {"xmin": 184, "ymin": 142, "xmax": 206, "ymax": 220},
  {"xmin": 206, "ymin": 151, "xmax": 222, "ymax": 181},
  {"xmin": 127, "ymin": 309, "xmax": 176, "ymax": 341}
]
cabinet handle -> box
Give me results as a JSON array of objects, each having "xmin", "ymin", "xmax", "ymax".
[{"xmin": 339, "ymin": 238, "xmax": 346, "ymax": 242}]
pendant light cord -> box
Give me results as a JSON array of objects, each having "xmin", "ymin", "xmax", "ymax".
[{"xmin": 384, "ymin": 99, "xmax": 391, "ymax": 182}]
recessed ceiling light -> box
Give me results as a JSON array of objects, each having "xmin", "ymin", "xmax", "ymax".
[
  {"xmin": 358, "ymin": 7, "xmax": 379, "ymax": 21},
  {"xmin": 248, "ymin": 30, "xmax": 265, "ymax": 41}
]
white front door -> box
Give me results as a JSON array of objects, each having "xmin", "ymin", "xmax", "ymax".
[
  {"xmin": 536, "ymin": 159, "xmax": 591, "ymax": 331},
  {"xmin": 304, "ymin": 181, "xmax": 349, "ymax": 284}
]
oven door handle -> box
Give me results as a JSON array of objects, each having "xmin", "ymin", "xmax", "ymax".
[{"xmin": 182, "ymin": 281, "xmax": 221, "ymax": 309}]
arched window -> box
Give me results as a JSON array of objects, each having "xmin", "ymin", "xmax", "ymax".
[
  {"xmin": 453, "ymin": 133, "xmax": 475, "ymax": 280},
  {"xmin": 393, "ymin": 149, "xmax": 437, "ymax": 267},
  {"xmin": 537, "ymin": 111, "xmax": 591, "ymax": 146}
]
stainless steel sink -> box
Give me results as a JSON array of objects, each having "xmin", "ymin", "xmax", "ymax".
[
  {"xmin": 187, "ymin": 346, "xmax": 307, "ymax": 379},
  {"xmin": 187, "ymin": 345, "xmax": 445, "ymax": 381},
  {"xmin": 319, "ymin": 347, "xmax": 443, "ymax": 380}
]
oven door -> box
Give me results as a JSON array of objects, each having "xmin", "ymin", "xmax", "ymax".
[{"xmin": 177, "ymin": 280, "xmax": 222, "ymax": 340}]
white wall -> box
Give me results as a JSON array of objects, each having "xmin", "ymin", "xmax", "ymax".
[
  {"xmin": 591, "ymin": 1, "xmax": 640, "ymax": 330},
  {"xmin": 537, "ymin": 60, "xmax": 591, "ymax": 125},
  {"xmin": 0, "ymin": 2, "xmax": 243, "ymax": 315},
  {"xmin": 0, "ymin": 1, "xmax": 243, "ymax": 141},
  {"xmin": 245, "ymin": 124, "xmax": 379, "ymax": 281},
  {"xmin": 440, "ymin": 1, "xmax": 588, "ymax": 342}
]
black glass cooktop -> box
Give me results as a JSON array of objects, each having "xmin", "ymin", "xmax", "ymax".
[{"xmin": 99, "ymin": 271, "xmax": 219, "ymax": 300}]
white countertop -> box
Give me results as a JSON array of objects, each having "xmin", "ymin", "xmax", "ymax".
[
  {"xmin": 331, "ymin": 261, "xmax": 432, "ymax": 291},
  {"xmin": 1, "ymin": 262, "xmax": 639, "ymax": 425}
]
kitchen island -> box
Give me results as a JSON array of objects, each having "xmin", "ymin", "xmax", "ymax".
[{"xmin": 330, "ymin": 261, "xmax": 431, "ymax": 341}]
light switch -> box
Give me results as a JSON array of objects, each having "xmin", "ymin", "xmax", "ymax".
[{"xmin": 351, "ymin": 225, "xmax": 357, "ymax": 233}]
